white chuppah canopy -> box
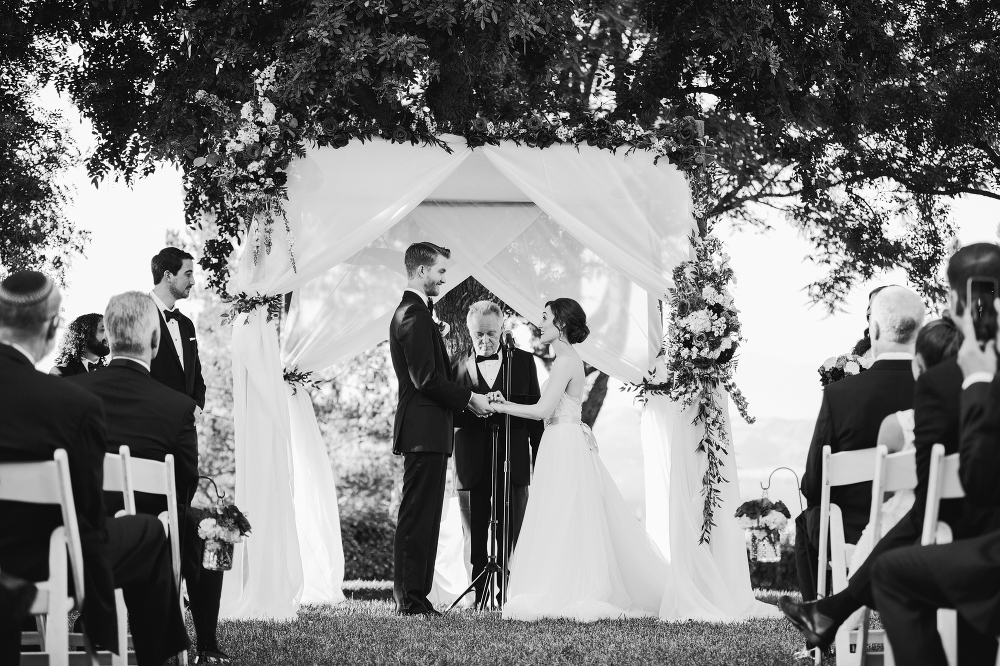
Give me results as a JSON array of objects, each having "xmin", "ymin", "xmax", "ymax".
[{"xmin": 221, "ymin": 135, "xmax": 762, "ymax": 620}]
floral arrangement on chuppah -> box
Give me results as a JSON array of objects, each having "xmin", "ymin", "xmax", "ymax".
[
  {"xmin": 734, "ymin": 497, "xmax": 791, "ymax": 563},
  {"xmin": 817, "ymin": 353, "xmax": 868, "ymax": 387},
  {"xmin": 626, "ymin": 232, "xmax": 754, "ymax": 545},
  {"xmin": 197, "ymin": 476, "xmax": 252, "ymax": 571}
]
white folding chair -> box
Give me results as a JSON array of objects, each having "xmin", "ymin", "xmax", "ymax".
[
  {"xmin": 835, "ymin": 446, "xmax": 918, "ymax": 666},
  {"xmin": 1, "ymin": 450, "xmax": 97, "ymax": 666},
  {"xmin": 901, "ymin": 443, "xmax": 962, "ymax": 666},
  {"xmin": 125, "ymin": 454, "xmax": 187, "ymax": 666},
  {"xmin": 815, "ymin": 446, "xmax": 878, "ymax": 665}
]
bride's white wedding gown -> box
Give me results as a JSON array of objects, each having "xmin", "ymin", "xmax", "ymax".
[{"xmin": 502, "ymin": 392, "xmax": 669, "ymax": 621}]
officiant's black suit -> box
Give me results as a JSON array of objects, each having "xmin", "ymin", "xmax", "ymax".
[
  {"xmin": 69, "ymin": 358, "xmax": 226, "ymax": 653},
  {"xmin": 150, "ymin": 306, "xmax": 206, "ymax": 409},
  {"xmin": 390, "ymin": 291, "xmax": 472, "ymax": 613},
  {"xmin": 796, "ymin": 358, "xmax": 916, "ymax": 600},
  {"xmin": 0, "ymin": 344, "xmax": 188, "ymax": 666},
  {"xmin": 870, "ymin": 377, "xmax": 1000, "ymax": 665},
  {"xmin": 451, "ymin": 347, "xmax": 543, "ymax": 603}
]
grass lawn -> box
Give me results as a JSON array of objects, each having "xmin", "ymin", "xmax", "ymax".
[{"xmin": 212, "ymin": 586, "xmax": 816, "ymax": 665}]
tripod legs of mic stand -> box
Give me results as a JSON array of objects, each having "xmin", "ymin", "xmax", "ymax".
[{"xmin": 447, "ymin": 423, "xmax": 508, "ymax": 613}]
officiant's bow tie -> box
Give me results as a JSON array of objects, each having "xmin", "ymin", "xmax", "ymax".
[
  {"xmin": 162, "ymin": 309, "xmax": 180, "ymax": 322},
  {"xmin": 476, "ymin": 353, "xmax": 499, "ymax": 363}
]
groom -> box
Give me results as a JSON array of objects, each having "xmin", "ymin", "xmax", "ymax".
[
  {"xmin": 389, "ymin": 242, "xmax": 492, "ymax": 615},
  {"xmin": 451, "ymin": 301, "xmax": 543, "ymax": 605}
]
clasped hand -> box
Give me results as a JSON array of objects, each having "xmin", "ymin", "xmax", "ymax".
[{"xmin": 468, "ymin": 391, "xmax": 510, "ymax": 417}]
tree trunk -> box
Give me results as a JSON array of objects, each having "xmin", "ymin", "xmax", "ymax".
[{"xmin": 582, "ymin": 372, "xmax": 609, "ymax": 428}]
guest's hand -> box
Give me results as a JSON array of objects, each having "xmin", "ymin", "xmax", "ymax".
[
  {"xmin": 957, "ymin": 298, "xmax": 1000, "ymax": 379},
  {"xmin": 194, "ymin": 406, "xmax": 203, "ymax": 422},
  {"xmin": 468, "ymin": 392, "xmax": 492, "ymax": 417}
]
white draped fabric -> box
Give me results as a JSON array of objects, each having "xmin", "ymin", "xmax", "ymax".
[
  {"xmin": 642, "ymin": 392, "xmax": 781, "ymax": 620},
  {"xmin": 224, "ymin": 135, "xmax": 758, "ymax": 619}
]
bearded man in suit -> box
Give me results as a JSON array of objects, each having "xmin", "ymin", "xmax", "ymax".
[
  {"xmin": 794, "ymin": 285, "xmax": 925, "ymax": 601},
  {"xmin": 0, "ymin": 271, "xmax": 188, "ymax": 666},
  {"xmin": 49, "ymin": 313, "xmax": 109, "ymax": 376},
  {"xmin": 389, "ymin": 242, "xmax": 493, "ymax": 616},
  {"xmin": 149, "ymin": 247, "xmax": 206, "ymax": 412},
  {"xmin": 70, "ymin": 291, "xmax": 229, "ymax": 665},
  {"xmin": 451, "ymin": 301, "xmax": 542, "ymax": 605},
  {"xmin": 781, "ymin": 245, "xmax": 1000, "ymax": 665}
]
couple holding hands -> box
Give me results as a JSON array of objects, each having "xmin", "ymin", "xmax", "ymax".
[{"xmin": 390, "ymin": 241, "xmax": 675, "ymax": 623}]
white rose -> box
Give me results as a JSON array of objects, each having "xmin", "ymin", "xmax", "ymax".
[
  {"xmin": 822, "ymin": 356, "xmax": 838, "ymax": 370},
  {"xmin": 845, "ymin": 361, "xmax": 860, "ymax": 375},
  {"xmin": 197, "ymin": 518, "xmax": 218, "ymax": 540},
  {"xmin": 762, "ymin": 512, "xmax": 787, "ymax": 531}
]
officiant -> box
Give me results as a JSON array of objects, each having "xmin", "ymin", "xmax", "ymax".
[{"xmin": 451, "ymin": 301, "xmax": 543, "ymax": 605}]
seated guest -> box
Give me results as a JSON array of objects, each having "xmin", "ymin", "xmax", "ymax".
[
  {"xmin": 794, "ymin": 285, "xmax": 924, "ymax": 601},
  {"xmin": 0, "ymin": 271, "xmax": 188, "ymax": 666},
  {"xmin": 870, "ymin": 308, "xmax": 1000, "ymax": 666},
  {"xmin": 50, "ymin": 313, "xmax": 109, "ymax": 376},
  {"xmin": 781, "ymin": 244, "xmax": 1000, "ymax": 664},
  {"xmin": 848, "ymin": 317, "xmax": 964, "ymax": 573},
  {"xmin": 70, "ymin": 292, "xmax": 229, "ymax": 665}
]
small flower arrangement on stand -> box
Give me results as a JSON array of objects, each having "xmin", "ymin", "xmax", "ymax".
[
  {"xmin": 735, "ymin": 497, "xmax": 791, "ymax": 563},
  {"xmin": 196, "ymin": 476, "xmax": 252, "ymax": 571},
  {"xmin": 817, "ymin": 354, "xmax": 868, "ymax": 387}
]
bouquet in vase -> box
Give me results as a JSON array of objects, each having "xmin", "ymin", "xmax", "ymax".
[
  {"xmin": 197, "ymin": 477, "xmax": 251, "ymax": 571},
  {"xmin": 735, "ymin": 497, "xmax": 790, "ymax": 562}
]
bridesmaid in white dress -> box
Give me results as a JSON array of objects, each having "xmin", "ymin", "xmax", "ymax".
[{"xmin": 490, "ymin": 298, "xmax": 670, "ymax": 622}]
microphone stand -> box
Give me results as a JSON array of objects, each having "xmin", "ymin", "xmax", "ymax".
[{"xmin": 500, "ymin": 334, "xmax": 514, "ymax": 606}]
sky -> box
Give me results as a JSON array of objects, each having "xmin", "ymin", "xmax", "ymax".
[{"xmin": 30, "ymin": 88, "xmax": 1000, "ymax": 513}]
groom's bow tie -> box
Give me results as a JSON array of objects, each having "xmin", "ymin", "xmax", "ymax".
[
  {"xmin": 162, "ymin": 308, "xmax": 181, "ymax": 323},
  {"xmin": 476, "ymin": 353, "xmax": 499, "ymax": 363},
  {"xmin": 426, "ymin": 298, "xmax": 434, "ymax": 315}
]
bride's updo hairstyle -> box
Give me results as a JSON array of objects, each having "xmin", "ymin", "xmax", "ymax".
[{"xmin": 546, "ymin": 298, "xmax": 590, "ymax": 344}]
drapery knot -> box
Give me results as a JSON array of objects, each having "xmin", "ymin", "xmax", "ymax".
[
  {"xmin": 221, "ymin": 292, "xmax": 283, "ymax": 326},
  {"xmin": 283, "ymin": 367, "xmax": 321, "ymax": 395}
]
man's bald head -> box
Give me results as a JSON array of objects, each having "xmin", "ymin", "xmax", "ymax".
[{"xmin": 870, "ymin": 286, "xmax": 925, "ymax": 346}]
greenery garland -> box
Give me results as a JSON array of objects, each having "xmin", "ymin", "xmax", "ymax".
[
  {"xmin": 283, "ymin": 367, "xmax": 322, "ymax": 395},
  {"xmin": 221, "ymin": 292, "xmax": 283, "ymax": 327},
  {"xmin": 627, "ymin": 234, "xmax": 754, "ymax": 544}
]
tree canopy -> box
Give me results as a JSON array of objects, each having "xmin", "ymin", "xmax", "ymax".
[{"xmin": 4, "ymin": 0, "xmax": 999, "ymax": 307}]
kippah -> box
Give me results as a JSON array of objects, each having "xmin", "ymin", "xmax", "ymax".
[{"xmin": 0, "ymin": 271, "xmax": 54, "ymax": 306}]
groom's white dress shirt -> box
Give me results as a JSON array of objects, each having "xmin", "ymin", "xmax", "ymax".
[{"xmin": 150, "ymin": 291, "xmax": 184, "ymax": 371}]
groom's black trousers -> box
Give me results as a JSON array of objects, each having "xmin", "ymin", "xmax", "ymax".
[{"xmin": 394, "ymin": 452, "xmax": 448, "ymax": 613}]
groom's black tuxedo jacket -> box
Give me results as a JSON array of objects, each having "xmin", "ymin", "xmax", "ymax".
[
  {"xmin": 451, "ymin": 348, "xmax": 543, "ymax": 489},
  {"xmin": 801, "ymin": 358, "xmax": 916, "ymax": 542},
  {"xmin": 390, "ymin": 291, "xmax": 472, "ymax": 455},
  {"xmin": 149, "ymin": 306, "xmax": 206, "ymax": 409}
]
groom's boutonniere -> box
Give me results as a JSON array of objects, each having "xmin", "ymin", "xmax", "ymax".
[{"xmin": 432, "ymin": 315, "xmax": 450, "ymax": 337}]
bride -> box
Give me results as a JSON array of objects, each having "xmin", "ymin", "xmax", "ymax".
[{"xmin": 489, "ymin": 298, "xmax": 670, "ymax": 621}]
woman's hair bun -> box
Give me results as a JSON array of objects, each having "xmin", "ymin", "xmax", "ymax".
[{"xmin": 546, "ymin": 298, "xmax": 590, "ymax": 344}]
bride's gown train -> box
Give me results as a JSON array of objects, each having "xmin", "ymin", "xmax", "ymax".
[{"xmin": 502, "ymin": 393, "xmax": 669, "ymax": 621}]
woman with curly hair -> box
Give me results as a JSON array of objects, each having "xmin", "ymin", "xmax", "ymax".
[{"xmin": 50, "ymin": 313, "xmax": 109, "ymax": 376}]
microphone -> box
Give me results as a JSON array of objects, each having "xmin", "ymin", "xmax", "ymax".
[{"xmin": 500, "ymin": 330, "xmax": 515, "ymax": 350}]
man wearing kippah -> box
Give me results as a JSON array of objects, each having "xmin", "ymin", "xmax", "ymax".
[{"xmin": 0, "ymin": 271, "xmax": 190, "ymax": 666}]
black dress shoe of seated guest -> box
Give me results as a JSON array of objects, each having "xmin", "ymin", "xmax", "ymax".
[
  {"xmin": 777, "ymin": 596, "xmax": 838, "ymax": 650},
  {"xmin": 0, "ymin": 571, "xmax": 37, "ymax": 625},
  {"xmin": 397, "ymin": 607, "xmax": 442, "ymax": 617}
]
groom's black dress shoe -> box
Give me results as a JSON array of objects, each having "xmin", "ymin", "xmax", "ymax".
[{"xmin": 777, "ymin": 596, "xmax": 838, "ymax": 650}]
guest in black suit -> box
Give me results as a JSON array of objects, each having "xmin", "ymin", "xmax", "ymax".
[
  {"xmin": 793, "ymin": 285, "xmax": 924, "ymax": 601},
  {"xmin": 0, "ymin": 271, "xmax": 188, "ymax": 666},
  {"xmin": 149, "ymin": 247, "xmax": 206, "ymax": 410},
  {"xmin": 451, "ymin": 301, "xmax": 543, "ymax": 604},
  {"xmin": 69, "ymin": 292, "xmax": 229, "ymax": 664},
  {"xmin": 781, "ymin": 245, "xmax": 1000, "ymax": 663},
  {"xmin": 49, "ymin": 312, "xmax": 109, "ymax": 376},
  {"xmin": 389, "ymin": 242, "xmax": 492, "ymax": 615},
  {"xmin": 870, "ymin": 305, "xmax": 1000, "ymax": 666}
]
